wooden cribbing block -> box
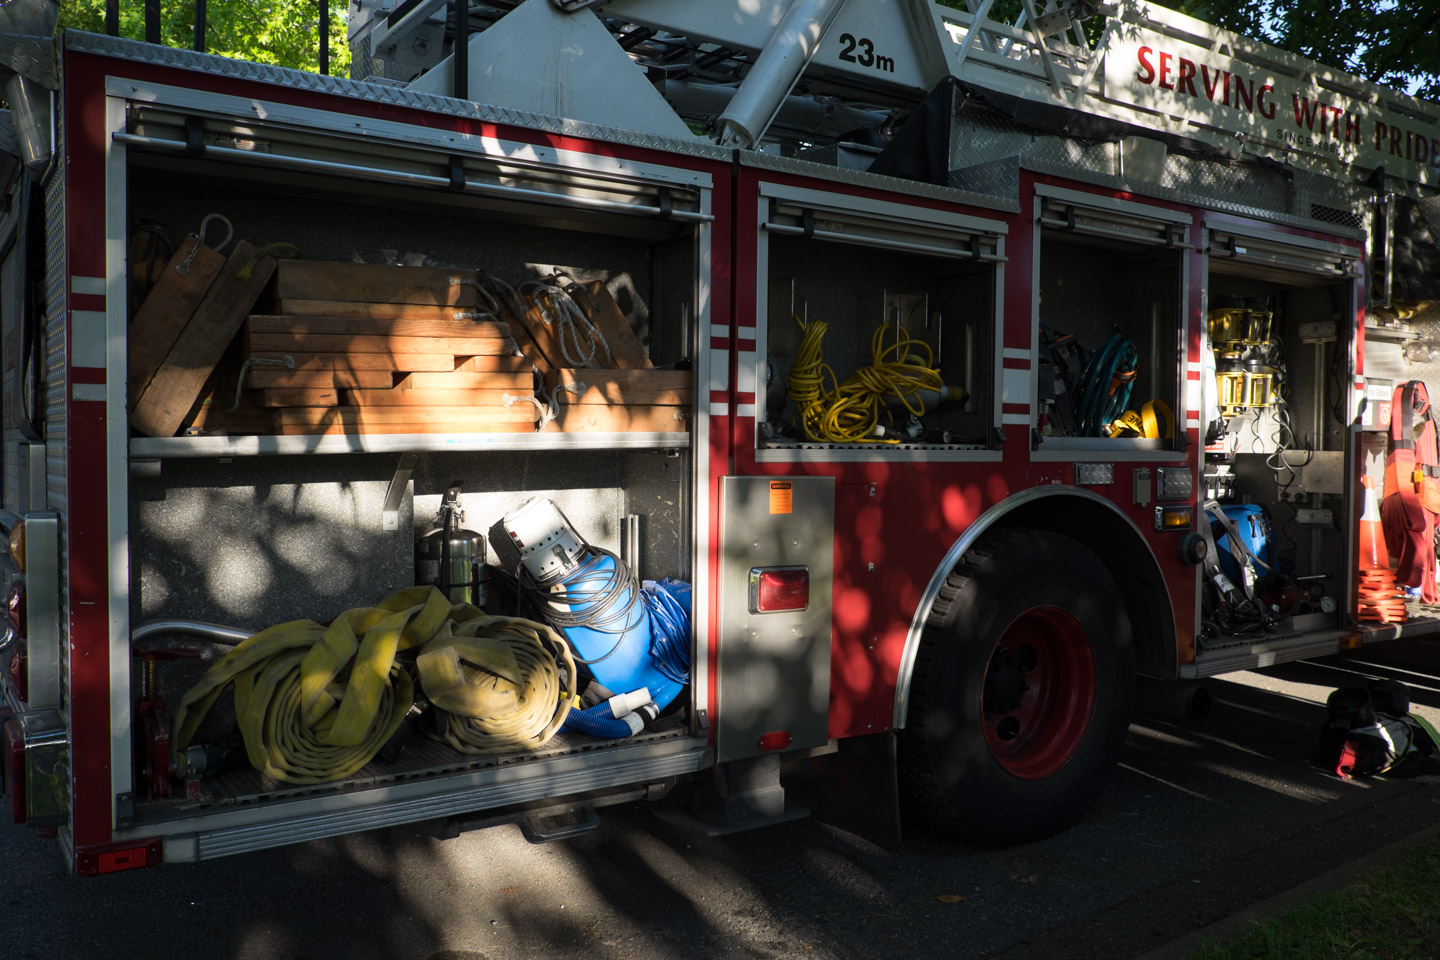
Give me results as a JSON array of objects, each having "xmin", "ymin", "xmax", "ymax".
[
  {"xmin": 576, "ymin": 281, "xmax": 651, "ymax": 369},
  {"xmin": 131, "ymin": 240, "xmax": 278, "ymax": 437},
  {"xmin": 453, "ymin": 355, "xmax": 529, "ymax": 373},
  {"xmin": 274, "ymin": 406, "xmax": 536, "ymax": 428},
  {"xmin": 246, "ymin": 366, "xmax": 395, "ymax": 390},
  {"xmin": 272, "ymin": 261, "xmax": 479, "ymax": 307},
  {"xmin": 544, "ymin": 404, "xmax": 687, "ymax": 433},
  {"xmin": 246, "ymin": 316, "xmax": 510, "ymax": 340},
  {"xmin": 547, "ymin": 369, "xmax": 691, "ymax": 405},
  {"xmin": 246, "ymin": 332, "xmax": 511, "ymax": 356},
  {"xmin": 344, "ymin": 388, "xmax": 528, "ymax": 407},
  {"xmin": 127, "ymin": 235, "xmax": 226, "ymax": 410},
  {"xmin": 245, "ymin": 351, "xmax": 464, "ymax": 374},
  {"xmin": 276, "ymin": 300, "xmax": 475, "ymax": 321},
  {"xmin": 397, "ymin": 370, "xmax": 532, "ymax": 391},
  {"xmin": 256, "ymin": 388, "xmax": 530, "ymax": 408},
  {"xmin": 276, "ymin": 420, "xmax": 535, "ymax": 436}
]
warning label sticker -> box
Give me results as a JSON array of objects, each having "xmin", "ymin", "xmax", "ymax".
[{"xmin": 769, "ymin": 480, "xmax": 793, "ymax": 514}]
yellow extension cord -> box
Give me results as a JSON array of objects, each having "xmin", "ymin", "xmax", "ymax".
[
  {"xmin": 786, "ymin": 315, "xmax": 948, "ymax": 443},
  {"xmin": 171, "ymin": 585, "xmax": 576, "ymax": 784}
]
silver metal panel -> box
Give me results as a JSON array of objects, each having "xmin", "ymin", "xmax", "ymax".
[
  {"xmin": 406, "ymin": 0, "xmax": 694, "ymax": 140},
  {"xmin": 104, "ymin": 92, "xmax": 132, "ymax": 822},
  {"xmin": 129, "ymin": 431, "xmax": 691, "ymax": 459},
  {"xmin": 41, "ymin": 161, "xmax": 65, "ymax": 706},
  {"xmin": 1185, "ymin": 631, "xmax": 1350, "ymax": 678},
  {"xmin": 16, "ymin": 441, "xmax": 43, "ymax": 510},
  {"xmin": 716, "ymin": 476, "xmax": 834, "ymax": 764},
  {"xmin": 66, "ymin": 32, "xmax": 731, "ymax": 164},
  {"xmin": 21, "ymin": 511, "xmax": 58, "ymax": 709},
  {"xmin": 135, "ymin": 739, "xmax": 712, "ymax": 862}
]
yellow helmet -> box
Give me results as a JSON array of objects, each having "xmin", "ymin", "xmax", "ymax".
[{"xmin": 1109, "ymin": 399, "xmax": 1174, "ymax": 439}]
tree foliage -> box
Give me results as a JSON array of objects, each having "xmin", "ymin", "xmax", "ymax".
[
  {"xmin": 56, "ymin": 1, "xmax": 349, "ymax": 76},
  {"xmin": 938, "ymin": 0, "xmax": 1440, "ymax": 100}
]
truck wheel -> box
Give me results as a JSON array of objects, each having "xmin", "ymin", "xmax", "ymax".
[{"xmin": 899, "ymin": 527, "xmax": 1135, "ymax": 843}]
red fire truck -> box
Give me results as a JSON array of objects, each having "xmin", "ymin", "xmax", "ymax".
[{"xmin": 2, "ymin": 0, "xmax": 1438, "ymax": 874}]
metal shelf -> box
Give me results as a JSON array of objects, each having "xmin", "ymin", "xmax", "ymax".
[{"xmin": 129, "ymin": 431, "xmax": 691, "ymax": 459}]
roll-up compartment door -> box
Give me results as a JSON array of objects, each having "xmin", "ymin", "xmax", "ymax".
[
  {"xmin": 762, "ymin": 187, "xmax": 1005, "ymax": 262},
  {"xmin": 757, "ymin": 182, "xmax": 1006, "ymax": 457},
  {"xmin": 1037, "ymin": 186, "xmax": 1193, "ymax": 249},
  {"xmin": 117, "ymin": 100, "xmax": 711, "ymax": 226},
  {"xmin": 1207, "ymin": 223, "xmax": 1362, "ymax": 284}
]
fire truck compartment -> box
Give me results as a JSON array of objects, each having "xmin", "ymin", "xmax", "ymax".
[
  {"xmin": 117, "ymin": 126, "xmax": 711, "ymax": 843},
  {"xmin": 1034, "ymin": 189, "xmax": 1188, "ymax": 451},
  {"xmin": 1193, "ymin": 229, "xmax": 1362, "ymax": 667},
  {"xmin": 755, "ymin": 185, "xmax": 1002, "ymax": 454}
]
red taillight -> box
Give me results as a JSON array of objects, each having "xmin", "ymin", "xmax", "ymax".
[
  {"xmin": 75, "ymin": 840, "xmax": 163, "ymax": 876},
  {"xmin": 751, "ymin": 567, "xmax": 809, "ymax": 613},
  {"xmin": 758, "ymin": 730, "xmax": 792, "ymax": 752}
]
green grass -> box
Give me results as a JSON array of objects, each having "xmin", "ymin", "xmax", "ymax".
[{"xmin": 1187, "ymin": 836, "xmax": 1440, "ymax": 960}]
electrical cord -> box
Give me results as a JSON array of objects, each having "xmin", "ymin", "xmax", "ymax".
[
  {"xmin": 516, "ymin": 546, "xmax": 644, "ymax": 665},
  {"xmin": 792, "ymin": 318, "xmax": 947, "ymax": 443}
]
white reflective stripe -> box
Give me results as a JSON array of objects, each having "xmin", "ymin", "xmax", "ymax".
[
  {"xmin": 71, "ymin": 275, "xmax": 106, "ymax": 297},
  {"xmin": 709, "ymin": 401, "xmax": 729, "ymax": 416},
  {"xmin": 71, "ymin": 310, "xmax": 107, "ymax": 368},
  {"xmin": 735, "ymin": 403, "xmax": 757, "ymax": 418},
  {"xmin": 710, "ymin": 324, "xmax": 730, "ymax": 339},
  {"xmin": 1186, "ymin": 378, "xmax": 1201, "ymax": 411},
  {"xmin": 1002, "ymin": 368, "xmax": 1029, "ymax": 405},
  {"xmin": 1001, "ymin": 414, "xmax": 1032, "ymax": 425},
  {"xmin": 709, "ymin": 350, "xmax": 729, "ymax": 393},
  {"xmin": 1002, "ymin": 347, "xmax": 1031, "ymax": 361},
  {"xmin": 736, "ymin": 351, "xmax": 757, "ymax": 393},
  {"xmin": 72, "ymin": 382, "xmax": 106, "ymax": 402}
]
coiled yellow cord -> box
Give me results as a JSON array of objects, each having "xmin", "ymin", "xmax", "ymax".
[{"xmin": 791, "ymin": 317, "xmax": 946, "ymax": 443}]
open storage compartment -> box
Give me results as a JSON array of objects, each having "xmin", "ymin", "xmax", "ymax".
[
  {"xmin": 754, "ymin": 183, "xmax": 1004, "ymax": 457},
  {"xmin": 117, "ymin": 95, "xmax": 711, "ymax": 831},
  {"xmin": 1034, "ymin": 185, "xmax": 1190, "ymax": 453},
  {"xmin": 1197, "ymin": 221, "xmax": 1361, "ymax": 661}
]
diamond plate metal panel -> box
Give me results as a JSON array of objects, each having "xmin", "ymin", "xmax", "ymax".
[{"xmin": 66, "ymin": 31, "xmax": 730, "ymax": 164}]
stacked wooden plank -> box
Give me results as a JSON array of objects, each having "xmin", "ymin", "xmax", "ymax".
[
  {"xmin": 516, "ymin": 280, "xmax": 690, "ymax": 434},
  {"xmin": 543, "ymin": 367, "xmax": 691, "ymax": 433},
  {"xmin": 244, "ymin": 261, "xmax": 538, "ymax": 436},
  {"xmin": 129, "ymin": 238, "xmax": 279, "ymax": 437}
]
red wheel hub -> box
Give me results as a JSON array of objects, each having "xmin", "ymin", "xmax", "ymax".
[{"xmin": 981, "ymin": 605, "xmax": 1097, "ymax": 779}]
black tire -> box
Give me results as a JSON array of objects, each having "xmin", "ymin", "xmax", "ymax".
[{"xmin": 899, "ymin": 527, "xmax": 1135, "ymax": 844}]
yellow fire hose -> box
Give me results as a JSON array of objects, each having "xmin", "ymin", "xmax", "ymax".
[{"xmin": 171, "ymin": 585, "xmax": 577, "ymax": 784}]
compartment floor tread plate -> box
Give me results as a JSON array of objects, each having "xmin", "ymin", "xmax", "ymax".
[{"xmin": 136, "ymin": 727, "xmax": 689, "ymax": 817}]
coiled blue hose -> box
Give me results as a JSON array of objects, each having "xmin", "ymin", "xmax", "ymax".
[
  {"xmin": 1074, "ymin": 334, "xmax": 1138, "ymax": 437},
  {"xmin": 643, "ymin": 578, "xmax": 691, "ymax": 686}
]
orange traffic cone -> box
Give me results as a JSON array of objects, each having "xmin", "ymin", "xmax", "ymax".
[{"xmin": 1357, "ymin": 476, "xmax": 1408, "ymax": 622}]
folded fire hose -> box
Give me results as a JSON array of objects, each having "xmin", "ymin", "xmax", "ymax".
[{"xmin": 171, "ymin": 585, "xmax": 577, "ymax": 784}]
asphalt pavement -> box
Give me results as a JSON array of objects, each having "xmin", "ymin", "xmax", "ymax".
[{"xmin": 5, "ymin": 637, "xmax": 1440, "ymax": 960}]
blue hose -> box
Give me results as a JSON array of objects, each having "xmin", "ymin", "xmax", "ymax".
[
  {"xmin": 643, "ymin": 578, "xmax": 691, "ymax": 686},
  {"xmin": 561, "ymin": 702, "xmax": 636, "ymax": 739}
]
